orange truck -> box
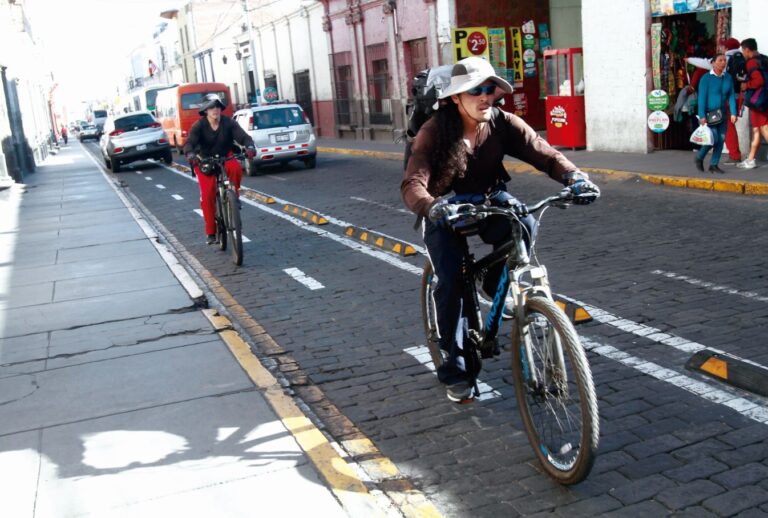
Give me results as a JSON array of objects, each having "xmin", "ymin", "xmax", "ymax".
[{"xmin": 154, "ymin": 82, "xmax": 233, "ymax": 151}]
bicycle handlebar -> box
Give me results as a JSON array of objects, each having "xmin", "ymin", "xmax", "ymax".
[{"xmin": 445, "ymin": 189, "xmax": 574, "ymax": 224}]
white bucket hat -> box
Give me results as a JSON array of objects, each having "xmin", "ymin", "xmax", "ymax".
[{"xmin": 438, "ymin": 56, "xmax": 513, "ymax": 99}]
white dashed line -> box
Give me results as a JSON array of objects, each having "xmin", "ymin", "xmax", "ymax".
[
  {"xmin": 350, "ymin": 196, "xmax": 411, "ymax": 215},
  {"xmin": 403, "ymin": 345, "xmax": 500, "ymax": 401},
  {"xmin": 156, "ymin": 184, "xmax": 166, "ymax": 190},
  {"xmin": 145, "ymin": 177, "xmax": 152, "ymax": 181},
  {"xmin": 172, "ymin": 194, "xmax": 183, "ymax": 200},
  {"xmin": 651, "ymin": 269, "xmax": 768, "ymax": 303},
  {"xmin": 283, "ymin": 267, "xmax": 324, "ymax": 290},
  {"xmin": 135, "ymin": 171, "xmax": 143, "ymax": 175},
  {"xmin": 191, "ymin": 209, "xmax": 251, "ymax": 243},
  {"xmin": 193, "ymin": 209, "xmax": 203, "ymax": 217}
]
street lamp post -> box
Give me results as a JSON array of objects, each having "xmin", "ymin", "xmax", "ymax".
[{"xmin": 242, "ymin": 0, "xmax": 261, "ymax": 105}]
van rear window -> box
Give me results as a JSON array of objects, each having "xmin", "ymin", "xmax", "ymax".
[
  {"xmin": 93, "ymin": 110, "xmax": 108, "ymax": 118},
  {"xmin": 115, "ymin": 114, "xmax": 155, "ymax": 130},
  {"xmin": 181, "ymin": 92, "xmax": 229, "ymax": 110}
]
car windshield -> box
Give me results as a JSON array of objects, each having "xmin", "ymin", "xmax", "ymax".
[
  {"xmin": 93, "ymin": 110, "xmax": 108, "ymax": 118},
  {"xmin": 253, "ymin": 107, "xmax": 304, "ymax": 129},
  {"xmin": 181, "ymin": 91, "xmax": 228, "ymax": 110},
  {"xmin": 115, "ymin": 114, "xmax": 156, "ymax": 130}
]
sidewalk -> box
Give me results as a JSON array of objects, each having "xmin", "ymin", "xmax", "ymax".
[
  {"xmin": 0, "ymin": 145, "xmax": 373, "ymax": 517},
  {"xmin": 317, "ymin": 137, "xmax": 768, "ymax": 195}
]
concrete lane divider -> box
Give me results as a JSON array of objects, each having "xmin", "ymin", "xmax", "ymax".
[
  {"xmin": 686, "ymin": 349, "xmax": 768, "ymax": 398},
  {"xmin": 344, "ymin": 225, "xmax": 419, "ymax": 256},
  {"xmin": 240, "ymin": 190, "xmax": 276, "ymax": 205},
  {"xmin": 283, "ymin": 203, "xmax": 329, "ymax": 225}
]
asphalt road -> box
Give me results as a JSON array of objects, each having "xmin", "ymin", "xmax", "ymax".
[{"xmin": 83, "ymin": 142, "xmax": 768, "ymax": 517}]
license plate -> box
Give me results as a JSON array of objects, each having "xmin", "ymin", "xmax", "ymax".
[
  {"xmin": 275, "ymin": 134, "xmax": 290, "ymax": 143},
  {"xmin": 136, "ymin": 144, "xmax": 147, "ymax": 151}
]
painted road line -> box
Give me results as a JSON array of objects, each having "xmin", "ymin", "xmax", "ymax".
[
  {"xmin": 559, "ymin": 292, "xmax": 768, "ymax": 371},
  {"xmin": 265, "ymin": 174, "xmax": 288, "ymax": 181},
  {"xmin": 582, "ymin": 336, "xmax": 768, "ymax": 424},
  {"xmin": 350, "ymin": 196, "xmax": 411, "ymax": 215},
  {"xmin": 172, "ymin": 194, "xmax": 183, "ymax": 200},
  {"xmin": 651, "ymin": 269, "xmax": 768, "ymax": 303},
  {"xmin": 135, "ymin": 171, "xmax": 143, "ymax": 175},
  {"xmin": 192, "ymin": 209, "xmax": 251, "ymax": 243},
  {"xmin": 284, "ymin": 267, "xmax": 324, "ymax": 290},
  {"xmin": 161, "ymin": 160, "xmax": 768, "ymax": 409},
  {"xmin": 404, "ymin": 345, "xmax": 500, "ymax": 401},
  {"xmin": 156, "ymin": 184, "xmax": 166, "ymax": 190},
  {"xmin": 242, "ymin": 235, "xmax": 251, "ymax": 243},
  {"xmin": 145, "ymin": 176, "xmax": 152, "ymax": 181}
]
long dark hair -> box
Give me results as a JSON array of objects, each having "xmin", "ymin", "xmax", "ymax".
[{"xmin": 430, "ymin": 101, "xmax": 468, "ymax": 194}]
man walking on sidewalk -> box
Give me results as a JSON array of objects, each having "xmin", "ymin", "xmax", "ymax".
[
  {"xmin": 737, "ymin": 38, "xmax": 768, "ymax": 169},
  {"xmin": 721, "ymin": 38, "xmax": 745, "ymax": 164}
]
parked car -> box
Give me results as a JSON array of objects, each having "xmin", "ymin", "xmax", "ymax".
[
  {"xmin": 233, "ymin": 103, "xmax": 316, "ymax": 175},
  {"xmin": 78, "ymin": 124, "xmax": 100, "ymax": 142},
  {"xmin": 99, "ymin": 111, "xmax": 172, "ymax": 173}
]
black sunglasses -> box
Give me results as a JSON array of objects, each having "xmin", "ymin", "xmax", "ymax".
[{"xmin": 466, "ymin": 84, "xmax": 497, "ymax": 96}]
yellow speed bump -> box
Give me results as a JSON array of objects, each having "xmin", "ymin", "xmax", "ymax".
[
  {"xmin": 553, "ymin": 297, "xmax": 593, "ymax": 325},
  {"xmin": 686, "ymin": 350, "xmax": 768, "ymax": 398},
  {"xmin": 345, "ymin": 226, "xmax": 418, "ymax": 256},
  {"xmin": 282, "ymin": 203, "xmax": 328, "ymax": 225},
  {"xmin": 241, "ymin": 190, "xmax": 276, "ymax": 204}
]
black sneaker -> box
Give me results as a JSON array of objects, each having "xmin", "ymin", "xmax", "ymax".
[
  {"xmin": 695, "ymin": 158, "xmax": 704, "ymax": 172},
  {"xmin": 206, "ymin": 234, "xmax": 217, "ymax": 245},
  {"xmin": 446, "ymin": 381, "xmax": 473, "ymax": 403},
  {"xmin": 709, "ymin": 165, "xmax": 725, "ymax": 174}
]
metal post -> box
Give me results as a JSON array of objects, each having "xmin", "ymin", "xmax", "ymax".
[{"xmin": 242, "ymin": 0, "xmax": 261, "ymax": 105}]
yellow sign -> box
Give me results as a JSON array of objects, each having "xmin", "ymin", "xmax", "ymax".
[
  {"xmin": 453, "ymin": 27, "xmax": 490, "ymax": 62},
  {"xmin": 510, "ymin": 26, "xmax": 524, "ymax": 87}
]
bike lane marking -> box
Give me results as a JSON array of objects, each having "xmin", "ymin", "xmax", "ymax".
[
  {"xmin": 159, "ymin": 162, "xmax": 768, "ymax": 423},
  {"xmin": 404, "ymin": 345, "xmax": 500, "ymax": 401},
  {"xmin": 283, "ymin": 268, "xmax": 324, "ymax": 290},
  {"xmin": 172, "ymin": 194, "xmax": 183, "ymax": 200},
  {"xmin": 651, "ymin": 269, "xmax": 768, "ymax": 303},
  {"xmin": 156, "ymin": 184, "xmax": 166, "ymax": 190},
  {"xmin": 350, "ymin": 196, "xmax": 411, "ymax": 215},
  {"xmin": 192, "ymin": 209, "xmax": 251, "ymax": 243}
]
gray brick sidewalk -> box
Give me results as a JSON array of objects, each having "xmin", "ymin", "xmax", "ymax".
[{"xmin": 0, "ymin": 146, "xmax": 352, "ymax": 517}]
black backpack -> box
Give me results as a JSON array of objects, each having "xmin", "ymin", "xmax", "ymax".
[
  {"xmin": 403, "ymin": 65, "xmax": 453, "ymax": 169},
  {"xmin": 726, "ymin": 51, "xmax": 747, "ymax": 90}
]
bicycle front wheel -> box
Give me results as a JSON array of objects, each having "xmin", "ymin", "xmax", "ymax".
[
  {"xmin": 225, "ymin": 189, "xmax": 243, "ymax": 266},
  {"xmin": 511, "ymin": 295, "xmax": 599, "ymax": 484},
  {"xmin": 421, "ymin": 261, "xmax": 444, "ymax": 369},
  {"xmin": 215, "ymin": 191, "xmax": 227, "ymax": 251}
]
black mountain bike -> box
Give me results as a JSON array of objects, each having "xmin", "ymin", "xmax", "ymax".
[
  {"xmin": 197, "ymin": 154, "xmax": 245, "ymax": 266},
  {"xmin": 421, "ymin": 188, "xmax": 599, "ymax": 484}
]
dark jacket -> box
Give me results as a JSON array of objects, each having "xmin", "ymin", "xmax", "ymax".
[
  {"xmin": 401, "ymin": 110, "xmax": 577, "ymax": 217},
  {"xmin": 183, "ymin": 115, "xmax": 254, "ymax": 157}
]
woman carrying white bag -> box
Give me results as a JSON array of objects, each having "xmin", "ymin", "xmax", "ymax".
[{"xmin": 694, "ymin": 53, "xmax": 737, "ymax": 174}]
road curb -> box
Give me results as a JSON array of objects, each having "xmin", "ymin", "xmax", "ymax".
[
  {"xmin": 317, "ymin": 146, "xmax": 768, "ymax": 196},
  {"xmin": 344, "ymin": 225, "xmax": 419, "ymax": 256}
]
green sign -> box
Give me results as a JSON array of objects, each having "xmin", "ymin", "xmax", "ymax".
[
  {"xmin": 647, "ymin": 89, "xmax": 669, "ymax": 111},
  {"xmin": 263, "ymin": 87, "xmax": 279, "ymax": 103}
]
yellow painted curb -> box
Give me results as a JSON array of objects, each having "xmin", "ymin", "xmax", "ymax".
[
  {"xmin": 317, "ymin": 146, "xmax": 403, "ymax": 161},
  {"xmin": 202, "ymin": 309, "xmax": 443, "ymax": 518},
  {"xmin": 687, "ymin": 178, "xmax": 714, "ymax": 191},
  {"xmin": 713, "ymin": 180, "xmax": 745, "ymax": 194},
  {"xmin": 662, "ymin": 177, "xmax": 687, "ymax": 188},
  {"xmin": 746, "ymin": 182, "xmax": 768, "ymax": 195}
]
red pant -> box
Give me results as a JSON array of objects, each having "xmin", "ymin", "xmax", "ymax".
[
  {"xmin": 195, "ymin": 155, "xmax": 243, "ymax": 235},
  {"xmin": 725, "ymin": 99, "xmax": 742, "ymax": 161}
]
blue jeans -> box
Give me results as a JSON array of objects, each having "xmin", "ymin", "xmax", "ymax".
[
  {"xmin": 423, "ymin": 198, "xmax": 537, "ymax": 385},
  {"xmin": 697, "ymin": 121, "xmax": 726, "ymax": 166}
]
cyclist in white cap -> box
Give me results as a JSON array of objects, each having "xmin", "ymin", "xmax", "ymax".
[{"xmin": 401, "ymin": 56, "xmax": 600, "ymax": 402}]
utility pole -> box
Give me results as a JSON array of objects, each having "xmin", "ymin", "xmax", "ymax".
[{"xmin": 242, "ymin": 0, "xmax": 261, "ymax": 105}]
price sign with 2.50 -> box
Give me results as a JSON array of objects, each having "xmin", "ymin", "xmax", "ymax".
[{"xmin": 453, "ymin": 27, "xmax": 491, "ymax": 61}]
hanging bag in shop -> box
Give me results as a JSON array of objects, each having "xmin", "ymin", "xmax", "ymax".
[{"xmin": 690, "ymin": 125, "xmax": 714, "ymax": 146}]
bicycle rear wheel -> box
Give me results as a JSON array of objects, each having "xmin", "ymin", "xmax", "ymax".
[
  {"xmin": 421, "ymin": 261, "xmax": 444, "ymax": 369},
  {"xmin": 215, "ymin": 191, "xmax": 227, "ymax": 251},
  {"xmin": 225, "ymin": 189, "xmax": 243, "ymax": 266},
  {"xmin": 511, "ymin": 295, "xmax": 599, "ymax": 484}
]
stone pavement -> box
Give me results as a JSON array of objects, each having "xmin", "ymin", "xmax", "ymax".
[
  {"xmin": 0, "ymin": 145, "xmax": 371, "ymax": 517},
  {"xmin": 317, "ymin": 137, "xmax": 768, "ymax": 195}
]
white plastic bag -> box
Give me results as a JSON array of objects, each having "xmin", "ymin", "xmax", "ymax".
[{"xmin": 690, "ymin": 125, "xmax": 714, "ymax": 146}]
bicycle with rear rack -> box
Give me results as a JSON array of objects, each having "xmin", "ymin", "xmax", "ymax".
[
  {"xmin": 421, "ymin": 187, "xmax": 599, "ymax": 484},
  {"xmin": 195, "ymin": 153, "xmax": 246, "ymax": 266}
]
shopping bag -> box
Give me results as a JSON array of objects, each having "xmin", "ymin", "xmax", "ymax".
[{"xmin": 690, "ymin": 125, "xmax": 713, "ymax": 146}]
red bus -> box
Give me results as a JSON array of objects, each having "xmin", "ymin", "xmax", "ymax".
[{"xmin": 155, "ymin": 82, "xmax": 233, "ymax": 151}]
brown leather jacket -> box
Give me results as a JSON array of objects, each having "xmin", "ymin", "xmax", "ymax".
[{"xmin": 401, "ymin": 110, "xmax": 577, "ymax": 217}]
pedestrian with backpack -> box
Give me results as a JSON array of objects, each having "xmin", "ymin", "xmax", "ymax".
[
  {"xmin": 737, "ymin": 38, "xmax": 768, "ymax": 169},
  {"xmin": 721, "ymin": 38, "xmax": 747, "ymax": 163}
]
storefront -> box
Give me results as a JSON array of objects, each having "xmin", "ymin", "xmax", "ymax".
[{"xmin": 649, "ymin": 0, "xmax": 733, "ymax": 150}]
